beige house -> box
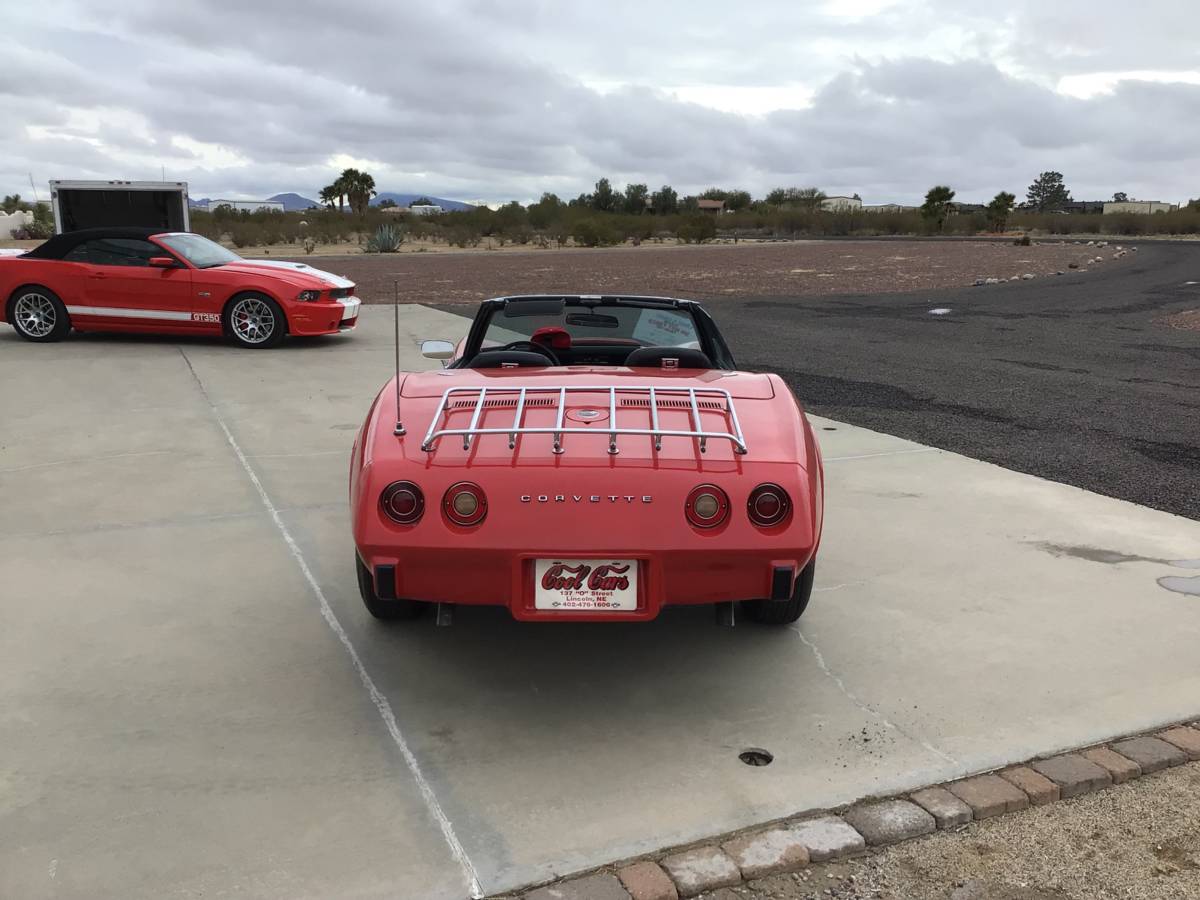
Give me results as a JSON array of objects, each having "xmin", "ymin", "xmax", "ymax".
[
  {"xmin": 1103, "ymin": 200, "xmax": 1178, "ymax": 215},
  {"xmin": 861, "ymin": 203, "xmax": 916, "ymax": 213},
  {"xmin": 696, "ymin": 198, "xmax": 725, "ymax": 214},
  {"xmin": 821, "ymin": 195, "xmax": 862, "ymax": 211}
]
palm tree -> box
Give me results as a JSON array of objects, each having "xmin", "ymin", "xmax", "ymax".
[
  {"xmin": 346, "ymin": 171, "xmax": 377, "ymax": 217},
  {"xmin": 335, "ymin": 168, "xmax": 362, "ymax": 213},
  {"xmin": 318, "ymin": 185, "xmax": 339, "ymax": 210}
]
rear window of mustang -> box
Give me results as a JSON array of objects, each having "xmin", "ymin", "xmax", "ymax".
[{"xmin": 484, "ymin": 303, "xmax": 699, "ymax": 347}]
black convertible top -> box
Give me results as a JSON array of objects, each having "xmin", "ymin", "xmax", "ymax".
[{"xmin": 21, "ymin": 227, "xmax": 170, "ymax": 260}]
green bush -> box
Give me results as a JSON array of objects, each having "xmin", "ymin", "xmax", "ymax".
[
  {"xmin": 13, "ymin": 219, "xmax": 54, "ymax": 240},
  {"xmin": 229, "ymin": 222, "xmax": 264, "ymax": 248},
  {"xmin": 571, "ymin": 217, "xmax": 622, "ymax": 247},
  {"xmin": 365, "ymin": 223, "xmax": 405, "ymax": 253},
  {"xmin": 676, "ymin": 215, "xmax": 717, "ymax": 243}
]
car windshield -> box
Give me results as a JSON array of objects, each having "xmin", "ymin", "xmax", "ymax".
[
  {"xmin": 157, "ymin": 233, "xmax": 242, "ymax": 269},
  {"xmin": 483, "ymin": 300, "xmax": 700, "ymax": 348}
]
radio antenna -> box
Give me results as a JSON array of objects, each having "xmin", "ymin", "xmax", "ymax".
[{"xmin": 393, "ymin": 280, "xmax": 405, "ymax": 436}]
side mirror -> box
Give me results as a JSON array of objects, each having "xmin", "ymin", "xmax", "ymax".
[
  {"xmin": 421, "ymin": 340, "xmax": 455, "ymax": 360},
  {"xmin": 149, "ymin": 256, "xmax": 178, "ymax": 269}
]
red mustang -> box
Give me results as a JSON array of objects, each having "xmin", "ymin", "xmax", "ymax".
[
  {"xmin": 1, "ymin": 227, "xmax": 359, "ymax": 348},
  {"xmin": 350, "ymin": 295, "xmax": 824, "ymax": 625}
]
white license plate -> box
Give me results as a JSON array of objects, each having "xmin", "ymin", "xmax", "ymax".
[{"xmin": 534, "ymin": 559, "xmax": 638, "ymax": 611}]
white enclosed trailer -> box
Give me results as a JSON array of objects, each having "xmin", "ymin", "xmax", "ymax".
[{"xmin": 49, "ymin": 180, "xmax": 190, "ymax": 234}]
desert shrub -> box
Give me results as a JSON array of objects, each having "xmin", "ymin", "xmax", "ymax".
[
  {"xmin": 13, "ymin": 219, "xmax": 54, "ymax": 240},
  {"xmin": 229, "ymin": 222, "xmax": 265, "ymax": 248},
  {"xmin": 447, "ymin": 226, "xmax": 481, "ymax": 248},
  {"xmin": 676, "ymin": 215, "xmax": 717, "ymax": 244},
  {"xmin": 364, "ymin": 223, "xmax": 405, "ymax": 253},
  {"xmin": 571, "ymin": 217, "xmax": 622, "ymax": 247},
  {"xmin": 1012, "ymin": 234, "xmax": 1031, "ymax": 246}
]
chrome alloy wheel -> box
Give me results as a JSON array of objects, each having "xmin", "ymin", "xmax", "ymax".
[
  {"xmin": 230, "ymin": 297, "xmax": 276, "ymax": 344},
  {"xmin": 14, "ymin": 292, "xmax": 57, "ymax": 338}
]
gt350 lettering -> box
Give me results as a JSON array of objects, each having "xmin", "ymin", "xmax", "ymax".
[
  {"xmin": 192, "ymin": 312, "xmax": 221, "ymax": 323},
  {"xmin": 520, "ymin": 494, "xmax": 652, "ymax": 503}
]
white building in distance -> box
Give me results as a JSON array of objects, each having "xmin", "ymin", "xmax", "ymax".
[
  {"xmin": 206, "ymin": 199, "xmax": 285, "ymax": 213},
  {"xmin": 821, "ymin": 195, "xmax": 863, "ymax": 211},
  {"xmin": 1103, "ymin": 200, "xmax": 1178, "ymax": 215}
]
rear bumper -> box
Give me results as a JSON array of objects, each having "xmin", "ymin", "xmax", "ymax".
[{"xmin": 355, "ymin": 545, "xmax": 815, "ymax": 622}]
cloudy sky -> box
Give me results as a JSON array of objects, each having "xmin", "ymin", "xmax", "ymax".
[{"xmin": 3, "ymin": 0, "xmax": 1198, "ymax": 205}]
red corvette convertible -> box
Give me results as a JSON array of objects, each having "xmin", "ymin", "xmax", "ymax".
[
  {"xmin": 0, "ymin": 227, "xmax": 359, "ymax": 348},
  {"xmin": 350, "ymin": 295, "xmax": 824, "ymax": 625}
]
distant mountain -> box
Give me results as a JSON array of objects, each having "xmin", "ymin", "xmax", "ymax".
[
  {"xmin": 371, "ymin": 192, "xmax": 475, "ymax": 211},
  {"xmin": 267, "ymin": 193, "xmax": 321, "ymax": 211},
  {"xmin": 188, "ymin": 191, "xmax": 473, "ymax": 212}
]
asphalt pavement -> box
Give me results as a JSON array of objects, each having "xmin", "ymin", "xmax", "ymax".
[{"xmin": 708, "ymin": 240, "xmax": 1200, "ymax": 519}]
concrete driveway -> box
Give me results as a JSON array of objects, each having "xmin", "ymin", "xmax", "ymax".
[{"xmin": 2, "ymin": 306, "xmax": 1198, "ymax": 899}]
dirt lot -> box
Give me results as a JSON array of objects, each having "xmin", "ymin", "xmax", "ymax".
[
  {"xmin": 271, "ymin": 240, "xmax": 1110, "ymax": 304},
  {"xmin": 699, "ymin": 764, "xmax": 1200, "ymax": 900}
]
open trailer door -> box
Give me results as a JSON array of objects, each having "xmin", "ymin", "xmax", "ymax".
[{"xmin": 50, "ymin": 180, "xmax": 190, "ymax": 234}]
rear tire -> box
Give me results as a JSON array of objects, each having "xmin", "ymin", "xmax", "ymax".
[
  {"xmin": 9, "ymin": 286, "xmax": 70, "ymax": 342},
  {"xmin": 356, "ymin": 555, "xmax": 425, "ymax": 621},
  {"xmin": 743, "ymin": 559, "xmax": 815, "ymax": 625},
  {"xmin": 225, "ymin": 293, "xmax": 286, "ymax": 348}
]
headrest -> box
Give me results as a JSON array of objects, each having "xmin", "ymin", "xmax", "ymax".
[{"xmin": 624, "ymin": 347, "xmax": 714, "ymax": 370}]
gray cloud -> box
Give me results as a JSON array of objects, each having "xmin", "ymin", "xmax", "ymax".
[{"xmin": 2, "ymin": 0, "xmax": 1198, "ymax": 205}]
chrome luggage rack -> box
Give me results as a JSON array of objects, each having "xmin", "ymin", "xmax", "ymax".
[{"xmin": 420, "ymin": 385, "xmax": 749, "ymax": 455}]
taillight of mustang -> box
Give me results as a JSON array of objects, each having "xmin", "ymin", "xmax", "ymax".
[{"xmin": 380, "ymin": 481, "xmax": 791, "ymax": 528}]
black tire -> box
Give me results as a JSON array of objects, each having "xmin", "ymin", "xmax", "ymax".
[
  {"xmin": 8, "ymin": 286, "xmax": 71, "ymax": 342},
  {"xmin": 225, "ymin": 293, "xmax": 287, "ymax": 349},
  {"xmin": 742, "ymin": 559, "xmax": 816, "ymax": 625},
  {"xmin": 355, "ymin": 555, "xmax": 425, "ymax": 621}
]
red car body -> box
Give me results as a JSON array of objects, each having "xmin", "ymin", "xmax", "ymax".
[
  {"xmin": 1, "ymin": 227, "xmax": 359, "ymax": 347},
  {"xmin": 350, "ymin": 295, "xmax": 824, "ymax": 625}
]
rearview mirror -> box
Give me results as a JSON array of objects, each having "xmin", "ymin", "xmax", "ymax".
[
  {"xmin": 148, "ymin": 256, "xmax": 178, "ymax": 268},
  {"xmin": 421, "ymin": 340, "xmax": 455, "ymax": 360}
]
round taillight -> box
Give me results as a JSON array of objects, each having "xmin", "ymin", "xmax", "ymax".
[
  {"xmin": 381, "ymin": 481, "xmax": 424, "ymax": 524},
  {"xmin": 747, "ymin": 484, "xmax": 791, "ymax": 527},
  {"xmin": 685, "ymin": 484, "xmax": 730, "ymax": 528},
  {"xmin": 443, "ymin": 482, "xmax": 487, "ymax": 526}
]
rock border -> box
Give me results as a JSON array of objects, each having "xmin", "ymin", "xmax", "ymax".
[{"xmin": 498, "ymin": 718, "xmax": 1200, "ymax": 900}]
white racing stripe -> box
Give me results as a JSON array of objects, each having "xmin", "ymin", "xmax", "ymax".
[
  {"xmin": 178, "ymin": 348, "xmax": 484, "ymax": 899},
  {"xmin": 241, "ymin": 259, "xmax": 356, "ymax": 289},
  {"xmin": 67, "ymin": 305, "xmax": 193, "ymax": 321}
]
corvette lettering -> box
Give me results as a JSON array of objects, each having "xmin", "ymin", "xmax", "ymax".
[{"xmin": 521, "ymin": 494, "xmax": 652, "ymax": 503}]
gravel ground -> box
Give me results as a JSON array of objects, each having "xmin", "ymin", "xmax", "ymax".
[
  {"xmin": 1161, "ymin": 309, "xmax": 1200, "ymax": 332},
  {"xmin": 274, "ymin": 239, "xmax": 1106, "ymax": 304},
  {"xmin": 699, "ymin": 764, "xmax": 1200, "ymax": 900}
]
